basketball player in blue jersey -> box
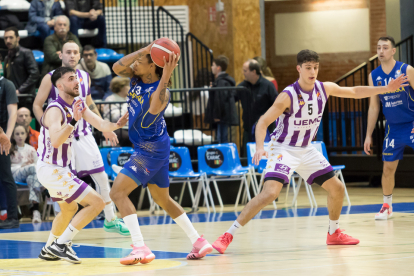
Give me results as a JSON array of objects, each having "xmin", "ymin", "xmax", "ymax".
[
  {"xmin": 212, "ymin": 50, "xmax": 408, "ymax": 254},
  {"xmin": 364, "ymin": 36, "xmax": 414, "ymax": 220},
  {"xmin": 33, "ymin": 41, "xmax": 129, "ymax": 236},
  {"xmin": 111, "ymin": 41, "xmax": 213, "ymax": 265}
]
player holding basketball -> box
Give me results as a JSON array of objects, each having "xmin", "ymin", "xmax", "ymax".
[
  {"xmin": 212, "ymin": 49, "xmax": 408, "ymax": 253},
  {"xmin": 33, "ymin": 41, "xmax": 129, "ymax": 236},
  {"xmin": 364, "ymin": 36, "xmax": 414, "ymax": 220},
  {"xmin": 111, "ymin": 40, "xmax": 213, "ymax": 265},
  {"xmin": 37, "ymin": 67, "xmax": 128, "ymax": 263}
]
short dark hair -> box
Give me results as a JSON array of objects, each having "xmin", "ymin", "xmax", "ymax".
[
  {"xmin": 248, "ymin": 60, "xmax": 261, "ymax": 75},
  {"xmin": 297, "ymin": 49, "xmax": 319, "ymax": 66},
  {"xmin": 213, "ymin": 55, "xmax": 229, "ymax": 72},
  {"xmin": 51, "ymin": 67, "xmax": 76, "ymax": 87},
  {"xmin": 4, "ymin": 27, "xmax": 19, "ymax": 38},
  {"xmin": 83, "ymin": 45, "xmax": 96, "ymax": 53},
  {"xmin": 378, "ymin": 36, "xmax": 396, "ymax": 48}
]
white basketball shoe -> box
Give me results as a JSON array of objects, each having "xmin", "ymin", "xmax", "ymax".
[{"xmin": 375, "ymin": 203, "xmax": 393, "ymax": 220}]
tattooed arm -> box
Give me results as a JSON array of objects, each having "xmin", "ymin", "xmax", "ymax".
[
  {"xmin": 148, "ymin": 52, "xmax": 179, "ymax": 114},
  {"xmin": 112, "ymin": 42, "xmax": 154, "ymax": 78}
]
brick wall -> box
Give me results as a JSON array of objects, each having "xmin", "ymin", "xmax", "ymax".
[{"xmin": 264, "ymin": 0, "xmax": 386, "ymax": 90}]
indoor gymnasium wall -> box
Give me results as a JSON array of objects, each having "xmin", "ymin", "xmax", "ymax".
[{"xmin": 264, "ymin": 0, "xmax": 386, "ymax": 91}]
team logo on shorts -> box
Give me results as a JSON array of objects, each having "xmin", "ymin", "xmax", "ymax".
[
  {"xmin": 130, "ymin": 165, "xmax": 137, "ymax": 172},
  {"xmin": 144, "ymin": 168, "xmax": 150, "ymax": 176},
  {"xmin": 320, "ymin": 160, "xmax": 330, "ymax": 168},
  {"xmin": 57, "ymin": 175, "xmax": 63, "ymax": 180},
  {"xmin": 276, "ymin": 154, "xmax": 283, "ymax": 161},
  {"xmin": 68, "ymin": 185, "xmax": 75, "ymax": 191},
  {"xmin": 53, "ymin": 169, "xmax": 59, "ymax": 174},
  {"xmin": 274, "ymin": 164, "xmax": 291, "ymax": 174},
  {"xmin": 62, "ymin": 181, "xmax": 68, "ymax": 187}
]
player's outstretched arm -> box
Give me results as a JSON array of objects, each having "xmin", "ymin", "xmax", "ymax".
[
  {"xmin": 76, "ymin": 100, "xmax": 129, "ymax": 132},
  {"xmin": 113, "ymin": 42, "xmax": 154, "ymax": 78},
  {"xmin": 323, "ymin": 74, "xmax": 409, "ymax": 99},
  {"xmin": 252, "ymin": 93, "xmax": 291, "ymax": 165},
  {"xmin": 45, "ymin": 107, "xmax": 74, "ymax": 148},
  {"xmin": 148, "ymin": 52, "xmax": 179, "ymax": 114},
  {"xmin": 364, "ymin": 73, "xmax": 381, "ymax": 155},
  {"xmin": 33, "ymin": 74, "xmax": 52, "ymax": 124}
]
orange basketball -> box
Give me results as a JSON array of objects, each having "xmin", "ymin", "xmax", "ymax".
[{"xmin": 150, "ymin": 37, "xmax": 181, "ymax": 68}]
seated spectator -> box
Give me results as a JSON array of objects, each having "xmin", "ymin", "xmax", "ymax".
[
  {"xmin": 26, "ymin": 0, "xmax": 65, "ymax": 42},
  {"xmin": 66, "ymin": 0, "xmax": 107, "ymax": 47},
  {"xmin": 3, "ymin": 27, "xmax": 40, "ymax": 97},
  {"xmin": 76, "ymin": 45, "xmax": 112, "ymax": 100},
  {"xmin": 16, "ymin": 107, "xmax": 40, "ymax": 150},
  {"xmin": 10, "ymin": 124, "xmax": 43, "ymax": 223},
  {"xmin": 42, "ymin": 15, "xmax": 82, "ymax": 77},
  {"xmin": 254, "ymin": 56, "xmax": 278, "ymax": 92}
]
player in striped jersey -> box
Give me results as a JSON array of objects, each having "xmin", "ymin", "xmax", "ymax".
[
  {"xmin": 33, "ymin": 41, "xmax": 129, "ymax": 236},
  {"xmin": 212, "ymin": 50, "xmax": 408, "ymax": 253},
  {"xmin": 36, "ymin": 67, "xmax": 128, "ymax": 263}
]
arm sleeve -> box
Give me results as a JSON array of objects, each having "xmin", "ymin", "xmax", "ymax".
[
  {"xmin": 28, "ymin": 2, "xmax": 47, "ymax": 24},
  {"xmin": 43, "ymin": 37, "xmax": 61, "ymax": 64},
  {"xmin": 17, "ymin": 51, "xmax": 40, "ymax": 94},
  {"xmin": 5, "ymin": 80, "xmax": 18, "ymax": 105}
]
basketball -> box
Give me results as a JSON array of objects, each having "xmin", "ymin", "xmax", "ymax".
[{"xmin": 150, "ymin": 37, "xmax": 181, "ymax": 68}]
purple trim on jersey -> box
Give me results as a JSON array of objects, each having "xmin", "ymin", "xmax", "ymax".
[
  {"xmin": 317, "ymin": 89, "xmax": 323, "ymax": 114},
  {"xmin": 76, "ymin": 167, "xmax": 105, "ymax": 178},
  {"xmin": 56, "ymin": 95, "xmax": 73, "ymax": 108},
  {"xmin": 312, "ymin": 126, "xmax": 320, "ymax": 140},
  {"xmin": 319, "ymin": 81, "xmax": 328, "ymax": 101},
  {"xmin": 276, "ymin": 115, "xmax": 290, "ymax": 143},
  {"xmin": 62, "ymin": 143, "xmax": 69, "ymax": 167},
  {"xmin": 79, "ymin": 70, "xmax": 86, "ymax": 98},
  {"xmin": 41, "ymin": 127, "xmax": 47, "ymax": 160},
  {"xmin": 85, "ymin": 71, "xmax": 91, "ymax": 96},
  {"xmin": 52, "ymin": 148, "xmax": 58, "ymax": 165},
  {"xmin": 82, "ymin": 118, "xmax": 88, "ymax": 136},
  {"xmin": 301, "ymin": 129, "xmax": 311, "ymax": 146},
  {"xmin": 294, "ymin": 81, "xmax": 313, "ymax": 94},
  {"xmin": 307, "ymin": 165, "xmax": 333, "ymax": 185},
  {"xmin": 289, "ymin": 130, "xmax": 300, "ymax": 146},
  {"xmin": 264, "ymin": 172, "xmax": 289, "ymax": 184},
  {"xmin": 66, "ymin": 181, "xmax": 88, "ymax": 203},
  {"xmin": 282, "ymin": 90, "xmax": 294, "ymax": 115}
]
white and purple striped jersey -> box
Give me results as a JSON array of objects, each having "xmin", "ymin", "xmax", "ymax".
[
  {"xmin": 37, "ymin": 96, "xmax": 76, "ymax": 167},
  {"xmin": 271, "ymin": 80, "xmax": 328, "ymax": 147},
  {"xmin": 48, "ymin": 69, "xmax": 91, "ymax": 138}
]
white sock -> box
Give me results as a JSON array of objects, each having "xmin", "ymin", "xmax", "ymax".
[
  {"xmin": 328, "ymin": 220, "xmax": 339, "ymax": 235},
  {"xmin": 123, "ymin": 214, "xmax": 145, "ymax": 247},
  {"xmin": 226, "ymin": 220, "xmax": 242, "ymax": 236},
  {"xmin": 0, "ymin": 210, "xmax": 6, "ymax": 216},
  {"xmin": 104, "ymin": 203, "xmax": 116, "ymax": 222},
  {"xmin": 57, "ymin": 224, "xmax": 79, "ymax": 244},
  {"xmin": 173, "ymin": 213, "xmax": 200, "ymax": 244},
  {"xmin": 383, "ymin": 194, "xmax": 392, "ymax": 208},
  {"xmin": 46, "ymin": 232, "xmax": 60, "ymax": 247}
]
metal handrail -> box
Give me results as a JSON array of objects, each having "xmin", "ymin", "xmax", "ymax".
[{"xmin": 334, "ymin": 62, "xmax": 367, "ymax": 84}]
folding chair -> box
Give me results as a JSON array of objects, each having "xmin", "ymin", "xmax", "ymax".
[
  {"xmin": 169, "ymin": 146, "xmax": 212, "ymax": 212},
  {"xmin": 198, "ymin": 143, "xmax": 251, "ymax": 210},
  {"xmin": 100, "ymin": 147, "xmax": 132, "ymax": 180}
]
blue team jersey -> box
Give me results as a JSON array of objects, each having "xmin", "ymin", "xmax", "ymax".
[{"xmin": 371, "ymin": 61, "xmax": 414, "ymax": 125}]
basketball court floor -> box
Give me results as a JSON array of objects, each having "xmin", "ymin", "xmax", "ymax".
[{"xmin": 1, "ymin": 184, "xmax": 414, "ymax": 276}]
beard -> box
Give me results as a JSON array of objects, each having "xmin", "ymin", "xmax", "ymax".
[{"xmin": 63, "ymin": 84, "xmax": 80, "ymax": 97}]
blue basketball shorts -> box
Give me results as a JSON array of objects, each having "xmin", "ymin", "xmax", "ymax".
[
  {"xmin": 382, "ymin": 121, "xmax": 414, "ymax": 162},
  {"xmin": 120, "ymin": 151, "xmax": 170, "ymax": 188}
]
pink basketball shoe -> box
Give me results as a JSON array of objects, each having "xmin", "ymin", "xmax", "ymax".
[
  {"xmin": 120, "ymin": 244, "xmax": 155, "ymax": 265},
  {"xmin": 187, "ymin": 235, "xmax": 213, "ymax": 260}
]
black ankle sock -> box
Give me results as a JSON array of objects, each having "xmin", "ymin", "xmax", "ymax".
[{"xmin": 31, "ymin": 203, "xmax": 40, "ymax": 212}]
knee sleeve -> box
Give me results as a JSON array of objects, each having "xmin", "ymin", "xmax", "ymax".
[{"xmin": 90, "ymin": 172, "xmax": 111, "ymax": 202}]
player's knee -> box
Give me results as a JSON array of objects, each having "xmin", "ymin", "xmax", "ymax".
[
  {"xmin": 383, "ymin": 164, "xmax": 397, "ymax": 177},
  {"xmin": 263, "ymin": 188, "xmax": 279, "ymax": 203},
  {"xmin": 68, "ymin": 202, "xmax": 79, "ymax": 214},
  {"xmin": 109, "ymin": 188, "xmax": 122, "ymax": 203},
  {"xmin": 93, "ymin": 196, "xmax": 105, "ymax": 211}
]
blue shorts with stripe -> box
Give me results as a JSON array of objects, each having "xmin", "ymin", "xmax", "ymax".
[{"xmin": 382, "ymin": 121, "xmax": 414, "ymax": 162}]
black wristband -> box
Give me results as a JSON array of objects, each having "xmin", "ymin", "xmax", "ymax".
[{"xmin": 69, "ymin": 118, "xmax": 77, "ymax": 126}]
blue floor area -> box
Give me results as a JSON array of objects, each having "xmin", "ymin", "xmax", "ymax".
[{"xmin": 2, "ymin": 202, "xmax": 414, "ymax": 234}]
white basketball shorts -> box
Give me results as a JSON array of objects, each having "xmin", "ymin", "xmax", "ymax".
[
  {"xmin": 37, "ymin": 160, "xmax": 93, "ymax": 203},
  {"xmin": 71, "ymin": 134, "xmax": 105, "ymax": 178},
  {"xmin": 264, "ymin": 142, "xmax": 334, "ymax": 185}
]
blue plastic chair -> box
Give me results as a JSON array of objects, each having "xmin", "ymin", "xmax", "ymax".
[
  {"xmin": 169, "ymin": 146, "xmax": 212, "ymax": 212},
  {"xmin": 96, "ymin": 48, "xmax": 124, "ymax": 63},
  {"xmin": 32, "ymin": 50, "xmax": 44, "ymax": 65},
  {"xmin": 109, "ymin": 149, "xmax": 135, "ymax": 180},
  {"xmin": 100, "ymin": 147, "xmax": 132, "ymax": 180},
  {"xmin": 198, "ymin": 143, "xmax": 251, "ymax": 209}
]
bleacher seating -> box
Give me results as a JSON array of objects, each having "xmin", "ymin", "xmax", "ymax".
[
  {"xmin": 32, "ymin": 50, "xmax": 44, "ymax": 65},
  {"xmin": 96, "ymin": 48, "xmax": 124, "ymax": 63}
]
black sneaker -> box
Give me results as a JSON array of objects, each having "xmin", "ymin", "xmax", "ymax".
[
  {"xmin": 0, "ymin": 218, "xmax": 19, "ymax": 229},
  {"xmin": 38, "ymin": 246, "xmax": 60, "ymax": 261},
  {"xmin": 47, "ymin": 241, "xmax": 81, "ymax": 264}
]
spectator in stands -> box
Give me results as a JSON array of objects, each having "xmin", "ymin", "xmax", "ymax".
[
  {"xmin": 26, "ymin": 0, "xmax": 65, "ymax": 42},
  {"xmin": 3, "ymin": 27, "xmax": 40, "ymax": 97},
  {"xmin": 16, "ymin": 107, "xmax": 40, "ymax": 150},
  {"xmin": 76, "ymin": 45, "xmax": 112, "ymax": 100},
  {"xmin": 204, "ymin": 55, "xmax": 238, "ymax": 143},
  {"xmin": 42, "ymin": 15, "xmax": 82, "ymax": 76},
  {"xmin": 236, "ymin": 59, "xmax": 278, "ymax": 155},
  {"xmin": 10, "ymin": 124, "xmax": 43, "ymax": 223},
  {"xmin": 66, "ymin": 0, "xmax": 107, "ymax": 47},
  {"xmin": 253, "ymin": 56, "xmax": 278, "ymax": 92},
  {"xmin": 0, "ymin": 77, "xmax": 19, "ymax": 229},
  {"xmin": 102, "ymin": 77, "xmax": 130, "ymax": 146}
]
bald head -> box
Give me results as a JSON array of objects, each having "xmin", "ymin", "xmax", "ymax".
[{"xmin": 17, "ymin": 107, "xmax": 32, "ymax": 128}]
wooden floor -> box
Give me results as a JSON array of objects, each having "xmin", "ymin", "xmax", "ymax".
[{"xmin": 1, "ymin": 184, "xmax": 414, "ymax": 276}]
